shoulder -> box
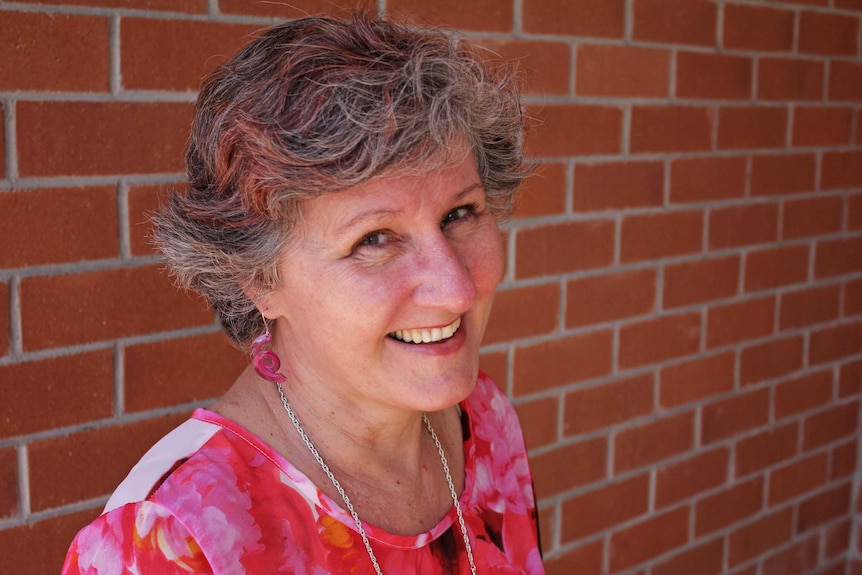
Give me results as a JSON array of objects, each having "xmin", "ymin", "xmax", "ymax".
[
  {"xmin": 104, "ymin": 413, "xmax": 223, "ymax": 512},
  {"xmin": 62, "ymin": 500, "xmax": 214, "ymax": 574},
  {"xmin": 464, "ymin": 371, "xmax": 523, "ymax": 445}
]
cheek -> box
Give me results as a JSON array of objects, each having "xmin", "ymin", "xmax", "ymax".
[{"xmin": 464, "ymin": 228, "xmax": 505, "ymax": 297}]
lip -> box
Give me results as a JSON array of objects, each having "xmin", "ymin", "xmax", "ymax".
[
  {"xmin": 387, "ymin": 319, "xmax": 467, "ymax": 356},
  {"xmin": 389, "ymin": 317, "xmax": 462, "ymax": 344}
]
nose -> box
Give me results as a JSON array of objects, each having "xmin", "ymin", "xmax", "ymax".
[{"xmin": 411, "ymin": 233, "xmax": 477, "ymax": 313}]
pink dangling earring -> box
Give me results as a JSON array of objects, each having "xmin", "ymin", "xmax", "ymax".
[{"xmin": 250, "ymin": 318, "xmax": 287, "ymax": 384}]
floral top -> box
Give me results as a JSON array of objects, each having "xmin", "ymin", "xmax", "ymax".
[{"xmin": 61, "ymin": 373, "xmax": 545, "ymax": 574}]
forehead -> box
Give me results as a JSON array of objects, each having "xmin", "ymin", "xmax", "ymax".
[{"xmin": 296, "ymin": 152, "xmax": 482, "ymax": 235}]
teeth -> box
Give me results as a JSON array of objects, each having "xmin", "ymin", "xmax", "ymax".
[{"xmin": 392, "ymin": 317, "xmax": 461, "ymax": 344}]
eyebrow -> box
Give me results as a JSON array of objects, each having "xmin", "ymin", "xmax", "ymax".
[{"xmin": 338, "ymin": 181, "xmax": 484, "ymax": 233}]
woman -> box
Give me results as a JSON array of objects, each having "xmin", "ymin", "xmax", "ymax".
[{"xmin": 62, "ymin": 13, "xmax": 542, "ymax": 575}]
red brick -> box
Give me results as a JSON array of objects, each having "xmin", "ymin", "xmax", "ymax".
[
  {"xmin": 837, "ymin": 0, "xmax": 862, "ymax": 8},
  {"xmin": 7, "ymin": 0, "xmax": 206, "ymax": 9},
  {"xmin": 479, "ymin": 351, "xmax": 507, "ymax": 387},
  {"xmin": 532, "ymin": 438, "xmax": 606, "ymax": 499},
  {"xmin": 619, "ymin": 313, "xmax": 702, "ymax": 368},
  {"xmin": 718, "ymin": 106, "xmax": 788, "ymax": 150},
  {"xmin": 219, "ymin": 0, "xmax": 355, "ymax": 18},
  {"xmin": 522, "ymin": 0, "xmax": 625, "ymax": 38},
  {"xmin": 633, "ymin": 0, "xmax": 717, "ymax": 46},
  {"xmin": 783, "ymin": 196, "xmax": 843, "ymax": 240},
  {"xmin": 758, "ymin": 58, "xmax": 824, "ymax": 101},
  {"xmin": 792, "ymin": 107, "xmax": 854, "ymax": 146},
  {"xmin": 831, "ymin": 440, "xmax": 857, "ymax": 480},
  {"xmin": 815, "ymin": 237, "xmax": 862, "ymax": 279},
  {"xmin": 851, "ymin": 194, "xmax": 862, "ymax": 229},
  {"xmin": 630, "ymin": 106, "xmax": 714, "ymax": 153},
  {"xmin": 663, "ymin": 256, "xmax": 739, "ymax": 308},
  {"xmin": 780, "ymin": 285, "xmax": 840, "ymax": 331},
  {"xmin": 561, "ymin": 474, "xmax": 649, "ymax": 541},
  {"xmin": 829, "ymin": 61, "xmax": 862, "ymax": 100},
  {"xmin": 20, "ymin": 266, "xmax": 213, "ymax": 350},
  {"xmin": 709, "ymin": 203, "xmax": 779, "ymax": 250},
  {"xmin": 656, "ymin": 447, "xmax": 729, "ymax": 507},
  {"xmin": 811, "ymin": 320, "xmax": 862, "ymax": 365},
  {"xmin": 573, "ymin": 161, "xmax": 664, "ymax": 211},
  {"xmin": 543, "ymin": 539, "xmax": 603, "ymax": 575},
  {"xmin": 576, "ymin": 45, "xmax": 669, "ymax": 97},
  {"xmin": 0, "ymin": 351, "xmax": 113, "ymax": 439},
  {"xmin": 564, "ymin": 374, "xmax": 653, "ymax": 435},
  {"xmin": 761, "ymin": 535, "xmax": 819, "ymax": 575},
  {"xmin": 744, "ymin": 245, "xmax": 809, "ymax": 292},
  {"xmin": 566, "ymin": 269, "xmax": 656, "ymax": 327},
  {"xmin": 846, "ymin": 279, "xmax": 862, "ymax": 317},
  {"xmin": 656, "ymin": 539, "xmax": 725, "ymax": 575},
  {"xmin": 775, "ymin": 370, "xmax": 832, "ymax": 419},
  {"xmin": 798, "ymin": 482, "xmax": 852, "ymax": 532},
  {"xmin": 128, "ymin": 183, "xmax": 172, "ymax": 256},
  {"xmin": 702, "ymin": 388, "xmax": 770, "ymax": 443},
  {"xmin": 614, "ymin": 411, "xmax": 694, "ymax": 473},
  {"xmin": 515, "ymin": 163, "xmax": 566, "ymax": 218},
  {"xmin": 124, "ymin": 333, "xmax": 245, "ymax": 412},
  {"xmin": 0, "ymin": 103, "xmax": 4, "ymax": 179},
  {"xmin": 0, "ymin": 187, "xmax": 118, "ymax": 267},
  {"xmin": 0, "ymin": 447, "xmax": 17, "ymax": 519},
  {"xmin": 121, "ymin": 18, "xmax": 259, "ymax": 91},
  {"xmin": 29, "ymin": 412, "xmax": 187, "ymax": 511},
  {"xmin": 728, "ymin": 507, "xmax": 793, "ymax": 565},
  {"xmin": 0, "ymin": 282, "xmax": 8, "ymax": 358},
  {"xmin": 477, "ymin": 39, "xmax": 571, "ymax": 96},
  {"xmin": 723, "ymin": 4, "xmax": 795, "ymax": 52},
  {"xmin": 0, "ymin": 12, "xmax": 109, "ymax": 92},
  {"xmin": 16, "ymin": 101, "xmax": 192, "ymax": 177},
  {"xmin": 824, "ymin": 519, "xmax": 851, "ymax": 558},
  {"xmin": 695, "ymin": 477, "xmax": 763, "ymax": 537},
  {"xmin": 799, "ymin": 11, "xmax": 859, "ymax": 56},
  {"xmin": 659, "ymin": 352, "xmax": 735, "ymax": 408},
  {"xmin": 527, "ymin": 105, "xmax": 622, "ymax": 157},
  {"xmin": 515, "ymin": 220, "xmax": 614, "ymax": 278},
  {"xmin": 750, "ymin": 154, "xmax": 816, "ymax": 196},
  {"xmin": 0, "ymin": 508, "xmax": 101, "ymax": 575},
  {"xmin": 803, "ymin": 402, "xmax": 860, "ymax": 450},
  {"xmin": 514, "ymin": 396, "xmax": 558, "ymax": 450},
  {"xmin": 821, "ymin": 151, "xmax": 862, "ymax": 189},
  {"xmin": 706, "ymin": 297, "xmax": 775, "ymax": 349},
  {"xmin": 513, "ymin": 331, "xmax": 613, "ymax": 395},
  {"xmin": 387, "ymin": 0, "xmax": 512, "ymax": 31},
  {"xmin": 620, "ymin": 211, "xmax": 703, "ymax": 262},
  {"xmin": 740, "ymin": 336, "xmax": 805, "ymax": 387},
  {"xmin": 670, "ymin": 156, "xmax": 746, "ymax": 203},
  {"xmin": 735, "ymin": 422, "xmax": 799, "ymax": 477},
  {"xmin": 839, "ymin": 360, "xmax": 862, "ymax": 398},
  {"xmin": 609, "ymin": 507, "xmax": 689, "ymax": 572},
  {"xmin": 676, "ymin": 52, "xmax": 752, "ymax": 100},
  {"xmin": 485, "ymin": 283, "xmax": 560, "ymax": 344},
  {"xmin": 769, "ymin": 453, "xmax": 829, "ymax": 505}
]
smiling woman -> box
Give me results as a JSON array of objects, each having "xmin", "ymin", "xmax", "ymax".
[{"xmin": 61, "ymin": 12, "xmax": 542, "ymax": 575}]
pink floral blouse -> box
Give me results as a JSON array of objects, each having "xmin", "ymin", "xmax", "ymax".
[{"xmin": 62, "ymin": 373, "xmax": 545, "ymax": 574}]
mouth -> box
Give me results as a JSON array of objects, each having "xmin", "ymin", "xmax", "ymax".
[{"xmin": 389, "ymin": 317, "xmax": 462, "ymax": 344}]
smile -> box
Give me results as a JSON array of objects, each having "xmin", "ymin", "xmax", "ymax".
[{"xmin": 390, "ymin": 317, "xmax": 462, "ymax": 344}]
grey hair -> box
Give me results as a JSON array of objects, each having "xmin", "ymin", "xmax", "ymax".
[{"xmin": 153, "ymin": 13, "xmax": 530, "ymax": 349}]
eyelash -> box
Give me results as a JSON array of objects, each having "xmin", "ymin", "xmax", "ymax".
[{"xmin": 353, "ymin": 203, "xmax": 480, "ymax": 252}]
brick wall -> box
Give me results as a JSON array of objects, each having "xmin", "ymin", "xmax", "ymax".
[{"xmin": 0, "ymin": 1, "xmax": 860, "ymax": 574}]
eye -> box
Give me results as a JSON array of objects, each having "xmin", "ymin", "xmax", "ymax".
[
  {"xmin": 441, "ymin": 204, "xmax": 478, "ymax": 228},
  {"xmin": 356, "ymin": 230, "xmax": 393, "ymax": 249}
]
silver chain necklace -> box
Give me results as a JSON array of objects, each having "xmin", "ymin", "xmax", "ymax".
[{"xmin": 276, "ymin": 383, "xmax": 477, "ymax": 575}]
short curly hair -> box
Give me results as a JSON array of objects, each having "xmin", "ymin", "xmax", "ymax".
[{"xmin": 154, "ymin": 12, "xmax": 530, "ymax": 349}]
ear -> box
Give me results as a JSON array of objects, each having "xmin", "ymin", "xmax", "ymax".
[{"xmin": 242, "ymin": 285, "xmax": 279, "ymax": 322}]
